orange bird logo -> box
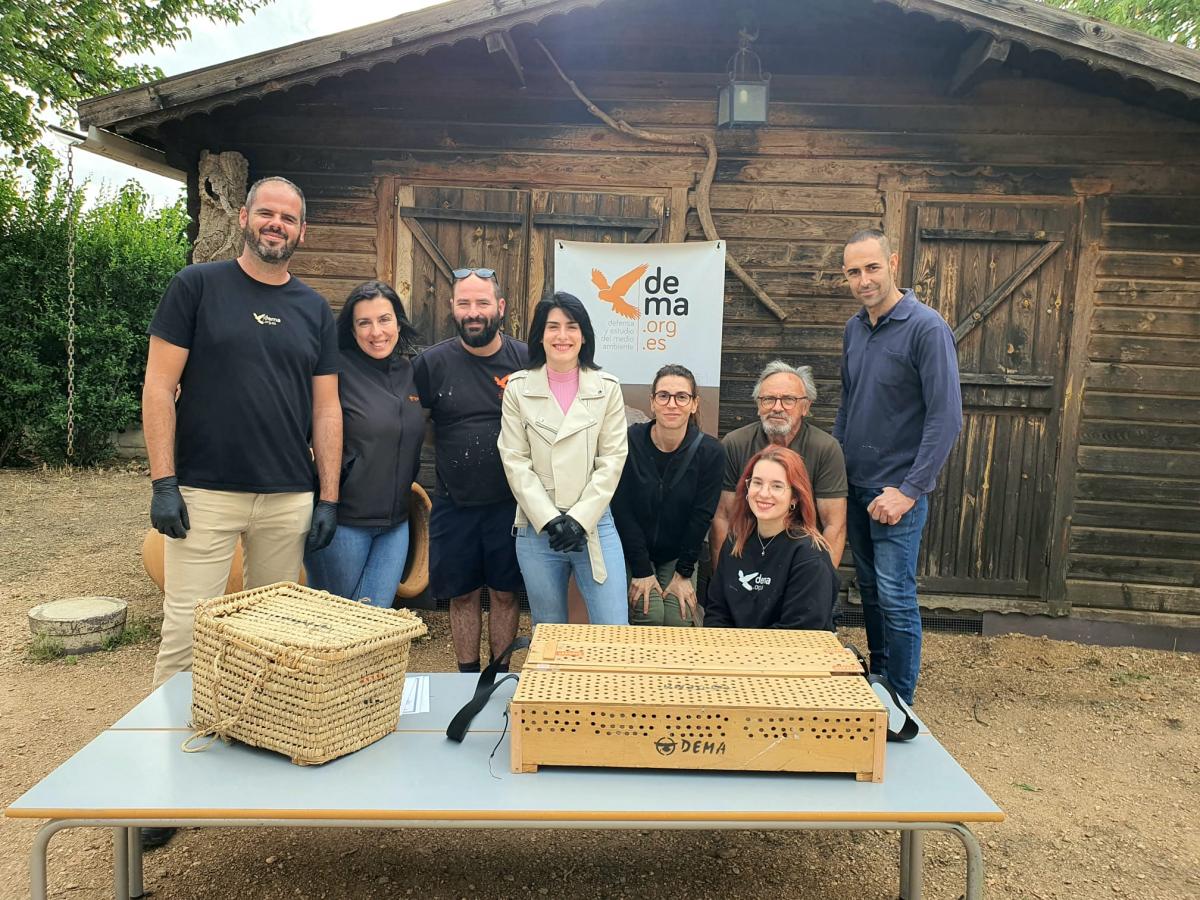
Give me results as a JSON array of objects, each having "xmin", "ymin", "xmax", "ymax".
[
  {"xmin": 493, "ymin": 374, "xmax": 511, "ymax": 390},
  {"xmin": 591, "ymin": 264, "xmax": 647, "ymax": 320}
]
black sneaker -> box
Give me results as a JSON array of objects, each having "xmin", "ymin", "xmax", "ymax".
[{"xmin": 140, "ymin": 827, "xmax": 177, "ymax": 850}]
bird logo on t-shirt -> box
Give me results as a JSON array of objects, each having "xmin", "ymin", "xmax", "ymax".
[
  {"xmin": 591, "ymin": 264, "xmax": 647, "ymax": 320},
  {"xmin": 493, "ymin": 374, "xmax": 511, "ymax": 391},
  {"xmin": 737, "ymin": 570, "xmax": 759, "ymax": 592}
]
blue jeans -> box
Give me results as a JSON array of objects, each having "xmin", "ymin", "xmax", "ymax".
[
  {"xmin": 304, "ymin": 521, "xmax": 410, "ymax": 608},
  {"xmin": 515, "ymin": 509, "xmax": 628, "ymax": 626},
  {"xmin": 845, "ymin": 486, "xmax": 929, "ymax": 704}
]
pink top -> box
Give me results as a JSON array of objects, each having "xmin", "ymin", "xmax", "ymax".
[{"xmin": 547, "ymin": 366, "xmax": 580, "ymax": 414}]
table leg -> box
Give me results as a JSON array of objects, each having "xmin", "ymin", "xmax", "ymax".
[
  {"xmin": 947, "ymin": 824, "xmax": 984, "ymax": 900},
  {"xmin": 113, "ymin": 827, "xmax": 130, "ymax": 900},
  {"xmin": 29, "ymin": 821, "xmax": 61, "ymax": 900},
  {"xmin": 127, "ymin": 828, "xmax": 144, "ymax": 898},
  {"xmin": 903, "ymin": 830, "xmax": 924, "ymax": 899}
]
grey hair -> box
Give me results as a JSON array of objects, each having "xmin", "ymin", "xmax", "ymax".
[
  {"xmin": 245, "ymin": 176, "xmax": 307, "ymax": 223},
  {"xmin": 751, "ymin": 360, "xmax": 818, "ymax": 404}
]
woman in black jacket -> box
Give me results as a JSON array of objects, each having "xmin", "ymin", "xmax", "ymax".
[
  {"xmin": 612, "ymin": 364, "xmax": 723, "ymax": 626},
  {"xmin": 705, "ymin": 444, "xmax": 838, "ymax": 631},
  {"xmin": 304, "ymin": 281, "xmax": 424, "ymax": 606}
]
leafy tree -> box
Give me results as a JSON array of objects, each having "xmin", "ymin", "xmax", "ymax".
[
  {"xmin": 1042, "ymin": 1, "xmax": 1200, "ymax": 47},
  {"xmin": 0, "ymin": 150, "xmax": 188, "ymax": 464},
  {"xmin": 0, "ymin": 0, "xmax": 268, "ymax": 159}
]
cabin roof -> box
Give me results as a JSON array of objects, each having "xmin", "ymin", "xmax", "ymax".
[{"xmin": 78, "ymin": 0, "xmax": 1200, "ymax": 130}]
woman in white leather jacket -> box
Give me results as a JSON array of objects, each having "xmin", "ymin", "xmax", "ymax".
[{"xmin": 498, "ymin": 292, "xmax": 629, "ymax": 624}]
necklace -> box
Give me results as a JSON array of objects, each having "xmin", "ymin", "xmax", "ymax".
[{"xmin": 756, "ymin": 532, "xmax": 778, "ymax": 556}]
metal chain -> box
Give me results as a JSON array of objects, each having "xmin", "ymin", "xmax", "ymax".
[{"xmin": 65, "ymin": 142, "xmax": 77, "ymax": 462}]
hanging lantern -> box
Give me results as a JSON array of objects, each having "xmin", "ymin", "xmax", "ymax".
[{"xmin": 717, "ymin": 24, "xmax": 770, "ymax": 127}]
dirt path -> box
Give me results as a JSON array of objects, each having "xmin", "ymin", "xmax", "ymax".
[{"xmin": 1, "ymin": 468, "xmax": 1197, "ymax": 899}]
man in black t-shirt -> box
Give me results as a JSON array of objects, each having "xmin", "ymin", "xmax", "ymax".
[
  {"xmin": 143, "ymin": 177, "xmax": 342, "ymax": 692},
  {"xmin": 413, "ymin": 269, "xmax": 527, "ymax": 673}
]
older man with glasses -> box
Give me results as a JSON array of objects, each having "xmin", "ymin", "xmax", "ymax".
[{"xmin": 710, "ymin": 360, "xmax": 847, "ymax": 571}]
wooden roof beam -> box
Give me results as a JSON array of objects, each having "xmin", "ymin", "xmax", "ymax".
[
  {"xmin": 486, "ymin": 30, "xmax": 526, "ymax": 89},
  {"xmin": 949, "ymin": 33, "xmax": 1010, "ymax": 96},
  {"xmin": 876, "ymin": 0, "xmax": 1200, "ymax": 98},
  {"xmin": 75, "ymin": 0, "xmax": 1200, "ymax": 132}
]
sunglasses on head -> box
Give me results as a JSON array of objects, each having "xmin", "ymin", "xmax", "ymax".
[{"xmin": 452, "ymin": 267, "xmax": 496, "ymax": 280}]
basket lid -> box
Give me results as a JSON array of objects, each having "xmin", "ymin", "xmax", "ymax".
[{"xmin": 195, "ymin": 582, "xmax": 427, "ymax": 653}]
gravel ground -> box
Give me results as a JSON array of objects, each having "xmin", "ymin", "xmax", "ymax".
[{"xmin": 0, "ymin": 467, "xmax": 1197, "ymax": 899}]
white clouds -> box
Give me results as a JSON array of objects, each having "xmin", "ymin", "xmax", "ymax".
[
  {"xmin": 128, "ymin": 1, "xmax": 436, "ymax": 77},
  {"xmin": 305, "ymin": 0, "xmax": 430, "ymax": 40}
]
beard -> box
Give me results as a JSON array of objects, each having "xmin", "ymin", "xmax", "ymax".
[
  {"xmin": 243, "ymin": 224, "xmax": 299, "ymax": 263},
  {"xmin": 761, "ymin": 415, "xmax": 794, "ymax": 443},
  {"xmin": 456, "ymin": 313, "xmax": 501, "ymax": 348}
]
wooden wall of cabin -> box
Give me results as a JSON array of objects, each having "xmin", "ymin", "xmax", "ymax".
[
  {"xmin": 170, "ymin": 5, "xmax": 1200, "ymax": 618},
  {"xmin": 1063, "ymin": 195, "xmax": 1200, "ymax": 623}
]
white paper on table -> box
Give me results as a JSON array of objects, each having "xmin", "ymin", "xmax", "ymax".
[{"xmin": 400, "ymin": 675, "xmax": 430, "ymax": 715}]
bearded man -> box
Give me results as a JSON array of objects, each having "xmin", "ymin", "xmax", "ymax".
[
  {"xmin": 709, "ymin": 361, "xmax": 847, "ymax": 570},
  {"xmin": 139, "ymin": 177, "xmax": 341, "ymax": 848},
  {"xmin": 412, "ymin": 268, "xmax": 527, "ymax": 673}
]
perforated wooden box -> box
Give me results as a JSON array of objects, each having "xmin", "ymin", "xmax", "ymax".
[
  {"xmin": 533, "ymin": 623, "xmax": 846, "ymax": 647},
  {"xmin": 510, "ymin": 670, "xmax": 888, "ymax": 781},
  {"xmin": 525, "ymin": 624, "xmax": 863, "ymax": 677}
]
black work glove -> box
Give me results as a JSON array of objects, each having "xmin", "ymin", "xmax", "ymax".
[
  {"xmin": 542, "ymin": 515, "xmax": 568, "ymax": 549},
  {"xmin": 547, "ymin": 514, "xmax": 587, "ymax": 553},
  {"xmin": 150, "ymin": 476, "xmax": 189, "ymax": 539},
  {"xmin": 306, "ymin": 500, "xmax": 339, "ymax": 553}
]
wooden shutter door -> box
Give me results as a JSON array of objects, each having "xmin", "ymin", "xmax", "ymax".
[{"xmin": 904, "ymin": 198, "xmax": 1079, "ymax": 599}]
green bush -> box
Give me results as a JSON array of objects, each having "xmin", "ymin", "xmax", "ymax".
[{"xmin": 0, "ymin": 150, "xmax": 187, "ymax": 465}]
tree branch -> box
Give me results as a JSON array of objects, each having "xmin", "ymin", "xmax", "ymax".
[{"xmin": 534, "ymin": 39, "xmax": 787, "ymax": 321}]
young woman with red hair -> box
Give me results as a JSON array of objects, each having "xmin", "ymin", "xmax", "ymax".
[{"xmin": 704, "ymin": 445, "xmax": 838, "ymax": 630}]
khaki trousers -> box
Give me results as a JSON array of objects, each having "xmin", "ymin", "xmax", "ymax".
[
  {"xmin": 152, "ymin": 487, "xmax": 312, "ymax": 687},
  {"xmin": 627, "ymin": 560, "xmax": 701, "ymax": 627}
]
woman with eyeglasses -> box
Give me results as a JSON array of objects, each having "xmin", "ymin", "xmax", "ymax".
[
  {"xmin": 498, "ymin": 292, "xmax": 629, "ymax": 625},
  {"xmin": 704, "ymin": 444, "xmax": 838, "ymax": 631},
  {"xmin": 303, "ymin": 281, "xmax": 424, "ymax": 607},
  {"xmin": 612, "ymin": 364, "xmax": 723, "ymax": 626}
]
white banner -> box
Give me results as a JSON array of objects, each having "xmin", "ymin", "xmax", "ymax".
[{"xmin": 553, "ymin": 239, "xmax": 726, "ymax": 432}]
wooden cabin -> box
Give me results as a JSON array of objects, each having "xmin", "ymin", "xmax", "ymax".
[{"xmin": 78, "ymin": 0, "xmax": 1200, "ymax": 641}]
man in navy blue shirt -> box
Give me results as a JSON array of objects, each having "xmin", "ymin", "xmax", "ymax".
[{"xmin": 834, "ymin": 229, "xmax": 962, "ymax": 704}]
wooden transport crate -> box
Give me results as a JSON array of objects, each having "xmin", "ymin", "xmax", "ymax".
[
  {"xmin": 190, "ymin": 582, "xmax": 427, "ymax": 765},
  {"xmin": 510, "ymin": 669, "xmax": 888, "ymax": 781},
  {"xmin": 531, "ymin": 623, "xmax": 846, "ymax": 648},
  {"xmin": 525, "ymin": 623, "xmax": 863, "ymax": 677}
]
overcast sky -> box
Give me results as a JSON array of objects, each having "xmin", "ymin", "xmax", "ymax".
[{"xmin": 45, "ymin": 0, "xmax": 438, "ymax": 208}]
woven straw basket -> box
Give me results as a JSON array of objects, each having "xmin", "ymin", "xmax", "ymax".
[{"xmin": 187, "ymin": 582, "xmax": 427, "ymax": 765}]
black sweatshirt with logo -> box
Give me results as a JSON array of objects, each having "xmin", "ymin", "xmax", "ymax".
[{"xmin": 704, "ymin": 533, "xmax": 837, "ymax": 631}]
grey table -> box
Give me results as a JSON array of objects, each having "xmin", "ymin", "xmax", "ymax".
[{"xmin": 7, "ymin": 673, "xmax": 1000, "ymax": 900}]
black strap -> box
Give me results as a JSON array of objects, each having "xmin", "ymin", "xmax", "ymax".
[
  {"xmin": 868, "ymin": 673, "xmax": 920, "ymax": 743},
  {"xmin": 843, "ymin": 641, "xmax": 869, "ymax": 675},
  {"xmin": 445, "ymin": 636, "xmax": 530, "ymax": 743},
  {"xmin": 662, "ymin": 428, "xmax": 706, "ymax": 494}
]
